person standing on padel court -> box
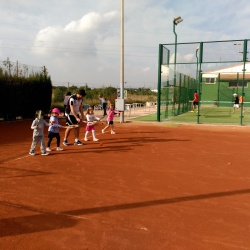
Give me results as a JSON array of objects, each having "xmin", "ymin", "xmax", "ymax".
[{"xmin": 191, "ymin": 90, "xmax": 199, "ymax": 112}]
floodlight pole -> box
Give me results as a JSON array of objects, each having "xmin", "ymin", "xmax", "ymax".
[
  {"xmin": 197, "ymin": 42, "xmax": 203, "ymax": 124},
  {"xmin": 196, "ymin": 47, "xmax": 199, "ymax": 89},
  {"xmin": 240, "ymin": 39, "xmax": 248, "ymax": 125},
  {"xmin": 173, "ymin": 16, "xmax": 183, "ymax": 87},
  {"xmin": 173, "ymin": 23, "xmax": 177, "ymax": 87},
  {"xmin": 120, "ymin": 0, "xmax": 124, "ymax": 123}
]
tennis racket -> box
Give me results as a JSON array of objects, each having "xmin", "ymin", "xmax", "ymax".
[
  {"xmin": 86, "ymin": 121, "xmax": 98, "ymax": 126},
  {"xmin": 62, "ymin": 124, "xmax": 79, "ymax": 129},
  {"xmin": 37, "ymin": 110, "xmax": 42, "ymax": 125},
  {"xmin": 86, "ymin": 116, "xmax": 105, "ymax": 126}
]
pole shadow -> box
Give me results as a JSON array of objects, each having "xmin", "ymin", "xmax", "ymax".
[{"xmin": 1, "ymin": 188, "xmax": 250, "ymax": 237}]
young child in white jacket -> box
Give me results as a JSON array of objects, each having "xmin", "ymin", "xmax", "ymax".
[{"xmin": 29, "ymin": 110, "xmax": 50, "ymax": 156}]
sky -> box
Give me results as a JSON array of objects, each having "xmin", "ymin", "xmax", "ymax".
[{"xmin": 0, "ymin": 0, "xmax": 250, "ymax": 89}]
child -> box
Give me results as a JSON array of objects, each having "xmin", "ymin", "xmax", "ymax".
[
  {"xmin": 46, "ymin": 108, "xmax": 64, "ymax": 152},
  {"xmin": 102, "ymin": 104, "xmax": 116, "ymax": 134},
  {"xmin": 84, "ymin": 107, "xmax": 101, "ymax": 141},
  {"xmin": 29, "ymin": 110, "xmax": 50, "ymax": 156}
]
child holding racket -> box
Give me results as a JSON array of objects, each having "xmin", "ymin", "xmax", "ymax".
[
  {"xmin": 46, "ymin": 108, "xmax": 64, "ymax": 152},
  {"xmin": 29, "ymin": 110, "xmax": 50, "ymax": 156},
  {"xmin": 84, "ymin": 107, "xmax": 102, "ymax": 141},
  {"xmin": 102, "ymin": 104, "xmax": 116, "ymax": 134}
]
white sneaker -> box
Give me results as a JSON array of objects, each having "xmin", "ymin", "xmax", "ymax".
[
  {"xmin": 102, "ymin": 129, "xmax": 105, "ymax": 134},
  {"xmin": 57, "ymin": 147, "xmax": 63, "ymax": 151},
  {"xmin": 93, "ymin": 138, "xmax": 99, "ymax": 141},
  {"xmin": 111, "ymin": 131, "xmax": 116, "ymax": 134},
  {"xmin": 46, "ymin": 147, "xmax": 52, "ymax": 151},
  {"xmin": 84, "ymin": 138, "xmax": 88, "ymax": 141},
  {"xmin": 41, "ymin": 151, "xmax": 49, "ymax": 156}
]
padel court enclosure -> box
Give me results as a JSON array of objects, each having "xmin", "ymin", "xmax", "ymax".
[{"xmin": 156, "ymin": 39, "xmax": 250, "ymax": 126}]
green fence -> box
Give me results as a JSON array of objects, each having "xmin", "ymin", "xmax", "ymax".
[{"xmin": 157, "ymin": 39, "xmax": 250, "ymax": 125}]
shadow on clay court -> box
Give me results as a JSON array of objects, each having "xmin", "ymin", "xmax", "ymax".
[
  {"xmin": 62, "ymin": 188, "xmax": 250, "ymax": 216},
  {"xmin": 1, "ymin": 188, "xmax": 250, "ymax": 237},
  {"xmin": 58, "ymin": 137, "xmax": 190, "ymax": 155},
  {"xmin": 0, "ymin": 212, "xmax": 77, "ymax": 237},
  {"xmin": 126, "ymin": 130, "xmax": 172, "ymax": 134},
  {"xmin": 0, "ymin": 165, "xmax": 52, "ymax": 179},
  {"xmin": 85, "ymin": 136, "xmax": 190, "ymax": 145}
]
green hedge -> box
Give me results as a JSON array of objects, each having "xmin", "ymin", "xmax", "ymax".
[{"xmin": 0, "ymin": 74, "xmax": 52, "ymax": 120}]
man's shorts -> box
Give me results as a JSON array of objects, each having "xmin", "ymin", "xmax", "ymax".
[{"xmin": 66, "ymin": 114, "xmax": 79, "ymax": 126}]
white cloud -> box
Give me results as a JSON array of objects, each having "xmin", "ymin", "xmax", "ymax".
[
  {"xmin": 1, "ymin": 0, "xmax": 250, "ymax": 88},
  {"xmin": 33, "ymin": 11, "xmax": 119, "ymax": 58}
]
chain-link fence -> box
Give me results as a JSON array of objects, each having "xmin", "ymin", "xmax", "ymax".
[{"xmin": 158, "ymin": 39, "xmax": 250, "ymax": 125}]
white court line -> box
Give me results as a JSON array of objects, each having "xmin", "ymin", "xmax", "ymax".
[{"xmin": 2, "ymin": 154, "xmax": 31, "ymax": 164}]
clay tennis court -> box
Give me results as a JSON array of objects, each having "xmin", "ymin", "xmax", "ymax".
[{"xmin": 1, "ymin": 120, "xmax": 250, "ymax": 250}]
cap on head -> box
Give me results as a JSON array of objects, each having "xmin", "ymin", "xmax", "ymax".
[{"xmin": 52, "ymin": 108, "xmax": 61, "ymax": 115}]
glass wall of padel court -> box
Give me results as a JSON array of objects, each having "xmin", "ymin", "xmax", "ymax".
[{"xmin": 157, "ymin": 39, "xmax": 250, "ymax": 125}]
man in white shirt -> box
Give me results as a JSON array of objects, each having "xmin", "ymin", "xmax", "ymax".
[{"xmin": 63, "ymin": 89, "xmax": 86, "ymax": 146}]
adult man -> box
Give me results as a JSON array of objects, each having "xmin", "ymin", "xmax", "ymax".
[
  {"xmin": 63, "ymin": 89, "xmax": 86, "ymax": 146},
  {"xmin": 98, "ymin": 94, "xmax": 107, "ymax": 116}
]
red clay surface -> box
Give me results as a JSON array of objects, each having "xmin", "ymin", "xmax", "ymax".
[{"xmin": 1, "ymin": 120, "xmax": 250, "ymax": 250}]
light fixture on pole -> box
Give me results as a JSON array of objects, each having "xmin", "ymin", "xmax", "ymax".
[
  {"xmin": 173, "ymin": 16, "xmax": 183, "ymax": 87},
  {"xmin": 173, "ymin": 16, "xmax": 183, "ymax": 25}
]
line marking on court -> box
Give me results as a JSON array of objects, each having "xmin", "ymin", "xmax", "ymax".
[{"xmin": 2, "ymin": 155, "xmax": 31, "ymax": 164}]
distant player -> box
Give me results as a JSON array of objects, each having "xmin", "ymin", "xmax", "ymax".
[
  {"xmin": 232, "ymin": 93, "xmax": 239, "ymax": 113},
  {"xmin": 191, "ymin": 90, "xmax": 199, "ymax": 112},
  {"xmin": 239, "ymin": 93, "xmax": 245, "ymax": 111}
]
